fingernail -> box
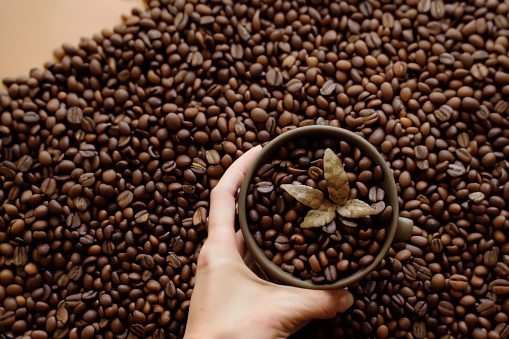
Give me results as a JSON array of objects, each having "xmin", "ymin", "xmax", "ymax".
[{"xmin": 337, "ymin": 290, "xmax": 354, "ymax": 313}]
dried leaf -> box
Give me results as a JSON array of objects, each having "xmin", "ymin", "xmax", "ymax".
[
  {"xmin": 301, "ymin": 200, "xmax": 336, "ymax": 228},
  {"xmin": 281, "ymin": 184, "xmax": 324, "ymax": 209},
  {"xmin": 323, "ymin": 148, "xmax": 349, "ymax": 206},
  {"xmin": 336, "ymin": 199, "xmax": 379, "ymax": 218}
]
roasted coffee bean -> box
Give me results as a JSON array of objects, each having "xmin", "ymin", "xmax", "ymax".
[
  {"xmin": 324, "ymin": 265, "xmax": 338, "ymax": 282},
  {"xmin": 117, "ymin": 190, "xmax": 133, "ymax": 208},
  {"xmin": 0, "ymin": 309, "xmax": 15, "ymax": 327},
  {"xmin": 438, "ymin": 301, "xmax": 455, "ymax": 316},
  {"xmin": 449, "ymin": 274, "xmax": 469, "ymax": 291},
  {"xmin": 191, "ymin": 158, "xmax": 206, "ymax": 174},
  {"xmin": 162, "ymin": 161, "xmax": 177, "ymax": 172},
  {"xmin": 256, "ymin": 181, "xmax": 274, "ymax": 194},
  {"xmin": 67, "ymin": 107, "xmax": 83, "ymax": 125},
  {"xmin": 79, "ymin": 173, "xmax": 95, "ymax": 186},
  {"xmin": 477, "ymin": 298, "xmax": 498, "ymax": 317},
  {"xmin": 17, "ymin": 155, "xmax": 33, "ymax": 172},
  {"xmin": 320, "ymin": 80, "xmax": 336, "ymax": 96},
  {"xmin": 287, "ymin": 79, "xmax": 303, "ymax": 94},
  {"xmin": 414, "ymin": 301, "xmax": 428, "ymax": 317},
  {"xmin": 489, "ymin": 279, "xmax": 509, "ymax": 296},
  {"xmin": 251, "ymin": 108, "xmax": 268, "ymax": 123},
  {"xmin": 40, "ymin": 178, "xmax": 57, "ymax": 196},
  {"xmin": 13, "ymin": 246, "xmax": 28, "ymax": 267},
  {"xmin": 56, "ymin": 300, "xmax": 68, "ymax": 326},
  {"xmin": 266, "ymin": 69, "xmax": 283, "ymax": 88},
  {"xmin": 205, "ymin": 150, "xmax": 221, "ymax": 165}
]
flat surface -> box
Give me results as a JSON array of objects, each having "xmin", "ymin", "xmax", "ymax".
[{"xmin": 0, "ymin": 0, "xmax": 144, "ymax": 83}]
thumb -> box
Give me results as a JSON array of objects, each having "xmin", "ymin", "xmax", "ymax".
[{"xmin": 280, "ymin": 288, "xmax": 354, "ymax": 323}]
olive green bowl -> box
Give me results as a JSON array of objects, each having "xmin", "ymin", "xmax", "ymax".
[{"xmin": 238, "ymin": 126, "xmax": 413, "ymax": 290}]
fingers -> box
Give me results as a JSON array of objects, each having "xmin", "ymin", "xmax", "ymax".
[{"xmin": 207, "ymin": 146, "xmax": 262, "ymax": 246}]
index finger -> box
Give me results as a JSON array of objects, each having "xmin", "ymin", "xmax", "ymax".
[{"xmin": 207, "ymin": 145, "xmax": 262, "ymax": 245}]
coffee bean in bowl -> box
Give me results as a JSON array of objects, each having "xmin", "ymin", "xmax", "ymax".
[
  {"xmin": 239, "ymin": 126, "xmax": 414, "ymax": 290},
  {"xmin": 246, "ymin": 137, "xmax": 391, "ymax": 285}
]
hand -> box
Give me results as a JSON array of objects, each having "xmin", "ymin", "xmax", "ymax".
[{"xmin": 184, "ymin": 145, "xmax": 354, "ymax": 339}]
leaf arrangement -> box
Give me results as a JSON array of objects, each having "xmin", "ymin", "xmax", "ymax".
[{"xmin": 281, "ymin": 148, "xmax": 381, "ymax": 228}]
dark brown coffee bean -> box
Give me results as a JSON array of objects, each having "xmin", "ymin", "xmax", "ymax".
[
  {"xmin": 73, "ymin": 196, "xmax": 90, "ymax": 212},
  {"xmin": 412, "ymin": 321, "xmax": 426, "ymax": 339},
  {"xmin": 287, "ymin": 79, "xmax": 303, "ymax": 94},
  {"xmin": 438, "ymin": 300, "xmax": 454, "ymax": 316},
  {"xmin": 484, "ymin": 248, "xmax": 499, "ymax": 267},
  {"xmin": 79, "ymin": 235, "xmax": 94, "ymax": 246},
  {"xmin": 359, "ymin": 255, "xmax": 375, "ymax": 267},
  {"xmin": 40, "ymin": 178, "xmax": 57, "ymax": 196},
  {"xmin": 231, "ymin": 44, "xmax": 243, "ymax": 60},
  {"xmin": 414, "ymin": 301, "xmax": 428, "ymax": 317},
  {"xmin": 308, "ymin": 255, "xmax": 322, "ymax": 273},
  {"xmin": 0, "ymin": 162, "xmax": 16, "ymax": 178},
  {"xmin": 266, "ymin": 69, "xmax": 283, "ymax": 88},
  {"xmin": 324, "ymin": 265, "xmax": 338, "ymax": 282},
  {"xmin": 256, "ymin": 181, "xmax": 274, "ymax": 194},
  {"xmin": 13, "ymin": 246, "xmax": 28, "ymax": 267},
  {"xmin": 434, "ymin": 105, "xmax": 452, "ymax": 121},
  {"xmin": 447, "ymin": 161, "xmax": 466, "ymax": 177},
  {"xmin": 79, "ymin": 173, "xmax": 96, "ymax": 186},
  {"xmin": 17, "ymin": 155, "xmax": 33, "ymax": 172},
  {"xmin": 162, "ymin": 160, "xmax": 177, "ymax": 172},
  {"xmin": 56, "ymin": 301, "xmax": 68, "ymax": 326},
  {"xmin": 191, "ymin": 158, "xmax": 207, "ymax": 175},
  {"xmin": 477, "ymin": 298, "xmax": 497, "ymax": 317},
  {"xmin": 82, "ymin": 290, "xmax": 97, "ymax": 301},
  {"xmin": 81, "ymin": 325, "xmax": 95, "ymax": 339},
  {"xmin": 462, "ymin": 97, "xmax": 480, "ymax": 112},
  {"xmin": 0, "ymin": 309, "xmax": 15, "ymax": 327},
  {"xmin": 439, "ymin": 53, "xmax": 455, "ymax": 65},
  {"xmin": 322, "ymin": 30, "xmax": 337, "ymax": 46},
  {"xmin": 320, "ymin": 80, "xmax": 336, "ymax": 96},
  {"xmin": 67, "ymin": 107, "xmax": 83, "ymax": 124},
  {"xmin": 489, "ymin": 279, "xmax": 509, "ymax": 296},
  {"xmin": 141, "ymin": 254, "xmax": 155, "ymax": 269},
  {"xmin": 449, "ymin": 274, "xmax": 469, "ymax": 291},
  {"xmin": 205, "ymin": 150, "xmax": 221, "ymax": 165},
  {"xmin": 165, "ymin": 113, "xmax": 180, "ymax": 132},
  {"xmin": 117, "ymin": 190, "xmax": 133, "ymax": 208},
  {"xmin": 251, "ymin": 108, "xmax": 268, "ymax": 123},
  {"xmin": 237, "ymin": 23, "xmax": 251, "ymax": 41}
]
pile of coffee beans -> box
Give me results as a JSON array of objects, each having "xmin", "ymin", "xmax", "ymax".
[
  {"xmin": 246, "ymin": 137, "xmax": 391, "ymax": 284},
  {"xmin": 0, "ymin": 0, "xmax": 508, "ymax": 338}
]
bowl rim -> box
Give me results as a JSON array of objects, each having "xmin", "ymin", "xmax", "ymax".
[{"xmin": 238, "ymin": 125, "xmax": 399, "ymax": 290}]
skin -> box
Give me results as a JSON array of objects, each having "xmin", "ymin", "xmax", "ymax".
[{"xmin": 184, "ymin": 145, "xmax": 354, "ymax": 339}]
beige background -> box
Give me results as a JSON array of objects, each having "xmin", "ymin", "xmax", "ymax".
[{"xmin": 0, "ymin": 0, "xmax": 144, "ymax": 85}]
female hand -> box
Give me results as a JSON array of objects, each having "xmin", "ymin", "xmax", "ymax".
[{"xmin": 184, "ymin": 145, "xmax": 354, "ymax": 339}]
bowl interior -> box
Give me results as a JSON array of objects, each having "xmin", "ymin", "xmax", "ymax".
[{"xmin": 238, "ymin": 126, "xmax": 399, "ymax": 289}]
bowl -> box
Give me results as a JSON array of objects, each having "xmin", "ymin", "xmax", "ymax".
[{"xmin": 238, "ymin": 126, "xmax": 413, "ymax": 290}]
